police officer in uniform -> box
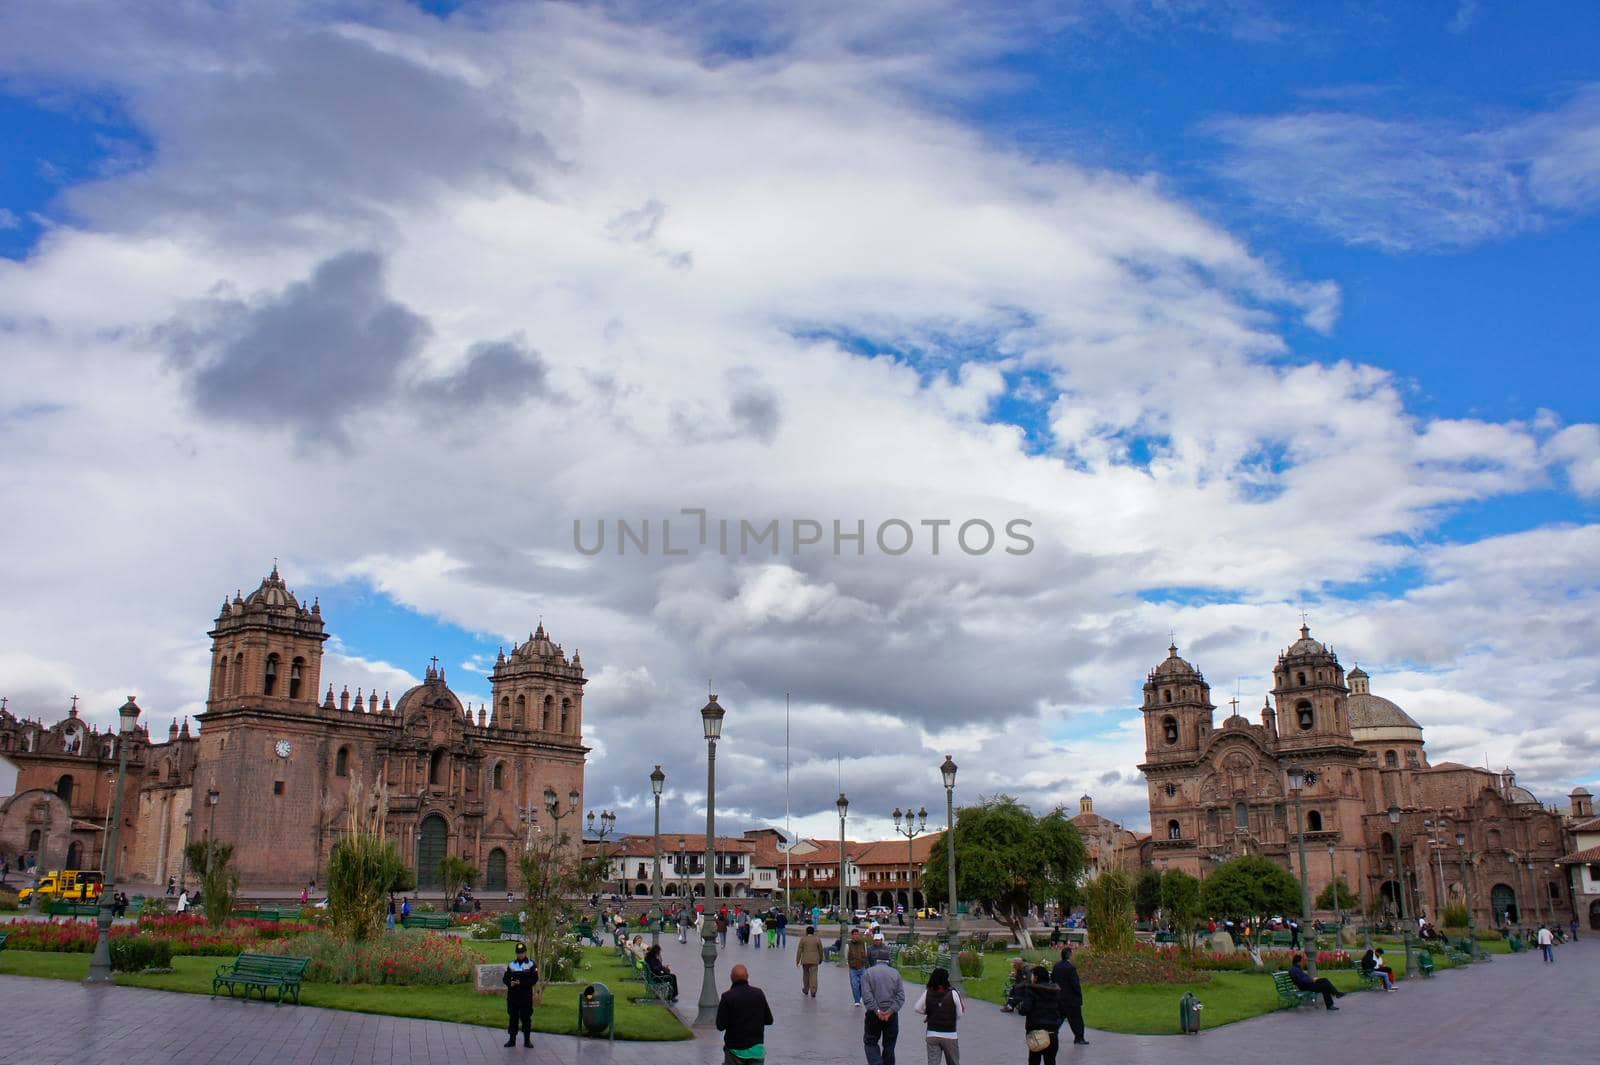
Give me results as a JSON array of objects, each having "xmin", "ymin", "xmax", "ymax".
[{"xmin": 503, "ymin": 942, "xmax": 539, "ymax": 1047}]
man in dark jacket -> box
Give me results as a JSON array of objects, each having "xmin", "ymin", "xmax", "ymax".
[
  {"xmin": 1288, "ymin": 953, "xmax": 1344, "ymax": 1010},
  {"xmin": 716, "ymin": 963, "xmax": 774, "ymax": 1064},
  {"xmin": 1019, "ymin": 966, "xmax": 1063, "ymax": 1065},
  {"xmin": 502, "ymin": 942, "xmax": 539, "ymax": 1047},
  {"xmin": 1050, "ymin": 946, "xmax": 1089, "ymax": 1045}
]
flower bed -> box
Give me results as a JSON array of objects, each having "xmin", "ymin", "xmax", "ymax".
[
  {"xmin": 255, "ymin": 929, "xmax": 487, "ymax": 985},
  {"xmin": 1074, "ymin": 945, "xmax": 1210, "ymax": 986},
  {"xmin": 1, "ymin": 915, "xmax": 317, "ymax": 957}
]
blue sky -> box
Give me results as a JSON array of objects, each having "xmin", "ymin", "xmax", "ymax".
[{"xmin": 2, "ymin": 1, "xmax": 1596, "ymax": 833}]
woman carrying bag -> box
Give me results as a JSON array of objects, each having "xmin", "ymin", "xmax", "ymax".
[{"xmin": 1018, "ymin": 965, "xmax": 1064, "ymax": 1065}]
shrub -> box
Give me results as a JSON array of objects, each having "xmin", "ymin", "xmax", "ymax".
[
  {"xmin": 1075, "ymin": 944, "xmax": 1210, "ymax": 986},
  {"xmin": 111, "ymin": 935, "xmax": 175, "ymax": 972},
  {"xmin": 135, "ymin": 896, "xmax": 169, "ymax": 917},
  {"xmin": 1441, "ymin": 901, "xmax": 1469, "ymax": 929},
  {"xmin": 956, "ymin": 949, "xmax": 984, "ymax": 979},
  {"xmin": 326, "ymin": 778, "xmax": 410, "ymax": 943},
  {"xmin": 900, "ymin": 940, "xmax": 938, "ymax": 968},
  {"xmin": 468, "ymin": 918, "xmax": 502, "ymax": 941},
  {"xmin": 1083, "ymin": 870, "xmax": 1137, "ymax": 954},
  {"xmin": 256, "ymin": 929, "xmax": 486, "ymax": 985},
  {"xmin": 545, "ymin": 934, "xmax": 585, "ymax": 982}
]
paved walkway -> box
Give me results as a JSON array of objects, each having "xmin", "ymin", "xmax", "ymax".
[{"xmin": 0, "ymin": 935, "xmax": 1590, "ymax": 1064}]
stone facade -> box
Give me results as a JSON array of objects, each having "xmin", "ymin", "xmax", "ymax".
[
  {"xmin": 1070, "ymin": 794, "xmax": 1145, "ymax": 878},
  {"xmin": 1139, "ymin": 625, "xmax": 1575, "ymax": 927},
  {"xmin": 0, "ymin": 565, "xmax": 591, "ymax": 892}
]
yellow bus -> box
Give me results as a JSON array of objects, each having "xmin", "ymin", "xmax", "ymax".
[{"xmin": 18, "ymin": 869, "xmax": 104, "ymax": 903}]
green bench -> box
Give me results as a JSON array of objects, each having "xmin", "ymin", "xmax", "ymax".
[
  {"xmin": 1416, "ymin": 951, "xmax": 1435, "ymax": 977},
  {"xmin": 914, "ymin": 951, "xmax": 954, "ymax": 978},
  {"xmin": 0, "ymin": 932, "xmax": 8, "ymax": 951},
  {"xmin": 1154, "ymin": 931, "xmax": 1178, "ymax": 945},
  {"xmin": 630, "ymin": 957, "xmax": 677, "ymax": 1004},
  {"xmin": 1271, "ymin": 971, "xmax": 1318, "ymax": 1009},
  {"xmin": 1267, "ymin": 931, "xmax": 1294, "ymax": 947},
  {"xmin": 499, "ymin": 915, "xmax": 523, "ymax": 937},
  {"xmin": 400, "ymin": 913, "xmax": 451, "ymax": 930},
  {"xmin": 1354, "ymin": 966, "xmax": 1387, "ymax": 990},
  {"xmin": 212, "ymin": 953, "xmax": 310, "ymax": 1005},
  {"xmin": 46, "ymin": 901, "xmax": 101, "ymax": 917},
  {"xmin": 572, "ymin": 922, "xmax": 603, "ymax": 946}
]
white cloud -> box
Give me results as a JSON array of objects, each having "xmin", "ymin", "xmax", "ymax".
[
  {"xmin": 1206, "ymin": 85, "xmax": 1600, "ymax": 251},
  {"xmin": 0, "ymin": 2, "xmax": 1594, "ymax": 834}
]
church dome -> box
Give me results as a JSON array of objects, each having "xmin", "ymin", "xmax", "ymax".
[
  {"xmin": 393, "ymin": 665, "xmax": 465, "ymax": 719},
  {"xmin": 1347, "ymin": 691, "xmax": 1421, "ymax": 730},
  {"xmin": 1284, "ymin": 623, "xmax": 1327, "ymax": 658},
  {"xmin": 241, "ymin": 564, "xmax": 301, "ymax": 611},
  {"xmin": 1153, "ymin": 643, "xmax": 1198, "ymax": 677}
]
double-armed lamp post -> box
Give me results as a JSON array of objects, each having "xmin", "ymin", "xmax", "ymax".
[
  {"xmin": 892, "ymin": 804, "xmax": 928, "ymax": 932},
  {"xmin": 650, "ymin": 765, "xmax": 665, "ymax": 948},
  {"xmin": 836, "ymin": 792, "xmax": 849, "ymax": 964},
  {"xmin": 1287, "ymin": 764, "xmax": 1316, "ymax": 974}
]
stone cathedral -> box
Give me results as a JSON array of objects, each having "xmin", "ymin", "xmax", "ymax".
[
  {"xmin": 1138, "ymin": 625, "xmax": 1579, "ymax": 927},
  {"xmin": 0, "ymin": 566, "xmax": 590, "ymax": 892}
]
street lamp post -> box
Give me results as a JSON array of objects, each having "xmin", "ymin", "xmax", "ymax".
[
  {"xmin": 940, "ymin": 755, "xmax": 962, "ymax": 991},
  {"xmin": 892, "ymin": 804, "xmax": 928, "ymax": 932},
  {"xmin": 1286, "ymin": 765, "xmax": 1316, "ymax": 974},
  {"xmin": 517, "ymin": 803, "xmax": 539, "ymax": 851},
  {"xmin": 179, "ymin": 809, "xmax": 193, "ymax": 893},
  {"xmin": 86, "ymin": 697, "xmax": 140, "ymax": 985},
  {"xmin": 1327, "ymin": 842, "xmax": 1343, "ymax": 937},
  {"xmin": 694, "ymin": 693, "xmax": 725, "ymax": 1028},
  {"xmin": 1354, "ymin": 846, "xmax": 1372, "ymax": 950},
  {"xmin": 835, "ymin": 793, "xmax": 849, "ymax": 965},
  {"xmin": 1388, "ymin": 805, "xmax": 1414, "ymax": 977},
  {"xmin": 650, "ymin": 765, "xmax": 665, "ymax": 948},
  {"xmin": 586, "ymin": 808, "xmax": 618, "ymax": 896},
  {"xmin": 1455, "ymin": 830, "xmax": 1478, "ymax": 959},
  {"xmin": 1525, "ymin": 860, "xmax": 1540, "ymax": 928}
]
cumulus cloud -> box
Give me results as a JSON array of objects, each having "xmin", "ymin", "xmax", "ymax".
[
  {"xmin": 1205, "ymin": 84, "xmax": 1600, "ymax": 251},
  {"xmin": 0, "ymin": 2, "xmax": 1594, "ymax": 835}
]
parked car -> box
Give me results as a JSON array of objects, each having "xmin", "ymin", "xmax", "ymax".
[
  {"xmin": 866, "ymin": 905, "xmax": 891, "ymax": 920},
  {"xmin": 915, "ymin": 907, "xmax": 941, "ymax": 920},
  {"xmin": 852, "ymin": 909, "xmax": 869, "ymax": 923}
]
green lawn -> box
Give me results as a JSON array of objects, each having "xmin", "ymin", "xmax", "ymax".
[
  {"xmin": 897, "ymin": 951, "xmax": 1372, "ymax": 1035},
  {"xmin": 0, "ymin": 946, "xmax": 689, "ymax": 1041}
]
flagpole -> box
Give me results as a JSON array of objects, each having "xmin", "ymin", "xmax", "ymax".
[{"xmin": 785, "ymin": 693, "xmax": 792, "ymax": 906}]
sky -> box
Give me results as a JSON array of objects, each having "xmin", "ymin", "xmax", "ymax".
[{"xmin": 1, "ymin": 0, "xmax": 1597, "ymax": 842}]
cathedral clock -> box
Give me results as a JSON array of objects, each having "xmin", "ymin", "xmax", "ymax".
[{"xmin": 275, "ymin": 739, "xmax": 292, "ymax": 758}]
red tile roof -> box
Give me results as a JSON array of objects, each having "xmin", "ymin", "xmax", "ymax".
[{"xmin": 1556, "ymin": 844, "xmax": 1600, "ymax": 864}]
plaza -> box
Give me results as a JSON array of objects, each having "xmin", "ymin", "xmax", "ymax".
[{"xmin": 0, "ymin": 929, "xmax": 1593, "ymax": 1064}]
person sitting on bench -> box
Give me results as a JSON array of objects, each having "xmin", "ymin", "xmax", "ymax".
[
  {"xmin": 1361, "ymin": 948, "xmax": 1397, "ymax": 990},
  {"xmin": 1289, "ymin": 953, "xmax": 1346, "ymax": 1010},
  {"xmin": 644, "ymin": 944, "xmax": 679, "ymax": 999}
]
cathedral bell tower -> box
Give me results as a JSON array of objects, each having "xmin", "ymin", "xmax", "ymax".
[
  {"xmin": 1141, "ymin": 643, "xmax": 1215, "ymax": 765},
  {"xmin": 206, "ymin": 564, "xmax": 328, "ymax": 711},
  {"xmin": 1270, "ymin": 623, "xmax": 1351, "ymax": 753}
]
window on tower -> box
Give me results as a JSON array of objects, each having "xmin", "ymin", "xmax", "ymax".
[
  {"xmin": 335, "ymin": 747, "xmax": 349, "ymax": 777},
  {"xmin": 1234, "ymin": 802, "xmax": 1248, "ymax": 829},
  {"xmin": 264, "ymin": 654, "xmax": 279, "ymax": 696},
  {"xmin": 429, "ymin": 748, "xmax": 445, "ymax": 786},
  {"xmin": 561, "ymin": 697, "xmax": 572, "ymax": 733},
  {"xmin": 1297, "ymin": 671, "xmax": 1307, "ymax": 685},
  {"xmin": 289, "ymin": 658, "xmax": 304, "ymax": 700},
  {"xmin": 1307, "ymin": 810, "xmax": 1323, "ymax": 832},
  {"xmin": 1385, "ymin": 750, "xmax": 1399, "ymax": 768},
  {"xmin": 1163, "ymin": 689, "xmax": 1172, "ymax": 703},
  {"xmin": 542, "ymin": 695, "xmax": 553, "ymax": 731},
  {"xmin": 492, "ymin": 762, "xmax": 504, "ymax": 789},
  {"xmin": 1296, "ymin": 701, "xmax": 1313, "ymax": 730},
  {"xmin": 1167, "ymin": 819, "xmax": 1182, "ymax": 840},
  {"xmin": 1163, "ymin": 716, "xmax": 1179, "ymax": 744}
]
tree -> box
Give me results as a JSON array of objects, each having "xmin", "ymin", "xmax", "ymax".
[
  {"xmin": 1162, "ymin": 868, "xmax": 1204, "ymax": 949},
  {"xmin": 440, "ymin": 855, "xmax": 479, "ymax": 906},
  {"xmin": 1083, "ymin": 869, "xmax": 1136, "ymax": 953},
  {"xmin": 516, "ymin": 825, "xmax": 604, "ymax": 982},
  {"xmin": 1315, "ymin": 878, "xmax": 1358, "ymax": 913},
  {"xmin": 1134, "ymin": 870, "xmax": 1163, "ymax": 921},
  {"xmin": 186, "ymin": 841, "xmax": 238, "ymax": 929},
  {"xmin": 1201, "ymin": 855, "xmax": 1301, "ymax": 930},
  {"xmin": 787, "ymin": 887, "xmax": 819, "ymax": 914},
  {"xmin": 325, "ymin": 777, "xmax": 408, "ymax": 942},
  {"xmin": 921, "ymin": 796, "xmax": 1086, "ymax": 948}
]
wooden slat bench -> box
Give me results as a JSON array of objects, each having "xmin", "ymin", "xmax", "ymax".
[
  {"xmin": 1354, "ymin": 966, "xmax": 1387, "ymax": 990},
  {"xmin": 212, "ymin": 953, "xmax": 310, "ymax": 1005},
  {"xmin": 1416, "ymin": 951, "xmax": 1435, "ymax": 977},
  {"xmin": 914, "ymin": 951, "xmax": 954, "ymax": 979},
  {"xmin": 46, "ymin": 901, "xmax": 101, "ymax": 918},
  {"xmin": 400, "ymin": 913, "xmax": 451, "ymax": 930},
  {"xmin": 1271, "ymin": 971, "xmax": 1319, "ymax": 1009},
  {"xmin": 572, "ymin": 922, "xmax": 603, "ymax": 946},
  {"xmin": 630, "ymin": 958, "xmax": 676, "ymax": 1004},
  {"xmin": 0, "ymin": 932, "xmax": 8, "ymax": 952}
]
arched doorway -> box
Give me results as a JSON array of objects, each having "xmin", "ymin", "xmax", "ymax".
[
  {"xmin": 1589, "ymin": 899, "xmax": 1600, "ymax": 931},
  {"xmin": 56, "ymin": 775, "xmax": 74, "ymax": 804},
  {"xmin": 634, "ymin": 884, "xmax": 648, "ymax": 896},
  {"xmin": 1379, "ymin": 880, "xmax": 1402, "ymax": 915},
  {"xmin": 416, "ymin": 815, "xmax": 448, "ymax": 889},
  {"xmin": 485, "ymin": 847, "xmax": 507, "ymax": 892},
  {"xmin": 1490, "ymin": 883, "xmax": 1518, "ymax": 924},
  {"xmin": 66, "ymin": 841, "xmax": 82, "ymax": 868}
]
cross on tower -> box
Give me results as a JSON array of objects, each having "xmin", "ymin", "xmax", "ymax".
[
  {"xmin": 69, "ymin": 695, "xmax": 78, "ymax": 713},
  {"xmin": 430, "ymin": 656, "xmax": 440, "ymax": 673},
  {"xmin": 1229, "ymin": 694, "xmax": 1240, "ymax": 716},
  {"xmin": 1299, "ymin": 609, "xmax": 1310, "ymax": 626}
]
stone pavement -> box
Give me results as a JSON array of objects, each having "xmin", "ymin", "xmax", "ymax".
[{"xmin": 0, "ymin": 934, "xmax": 1590, "ymax": 1064}]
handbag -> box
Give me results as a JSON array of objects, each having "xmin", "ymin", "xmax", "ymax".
[{"xmin": 1026, "ymin": 1029, "xmax": 1052, "ymax": 1053}]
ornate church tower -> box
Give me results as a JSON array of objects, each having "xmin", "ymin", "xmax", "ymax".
[
  {"xmin": 489, "ymin": 624, "xmax": 587, "ymax": 740},
  {"xmin": 1270, "ymin": 624, "xmax": 1353, "ymax": 754},
  {"xmin": 1140, "ymin": 643, "xmax": 1215, "ymax": 763},
  {"xmin": 206, "ymin": 565, "xmax": 327, "ymax": 711}
]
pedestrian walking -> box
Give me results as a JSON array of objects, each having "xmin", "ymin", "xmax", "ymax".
[
  {"xmin": 795, "ymin": 924, "xmax": 825, "ymax": 997},
  {"xmin": 1017, "ymin": 965, "xmax": 1063, "ymax": 1065},
  {"xmin": 502, "ymin": 942, "xmax": 539, "ymax": 1047},
  {"xmin": 1537, "ymin": 924, "xmax": 1555, "ymax": 963},
  {"xmin": 775, "ymin": 909, "xmax": 788, "ymax": 947},
  {"xmin": 679, "ymin": 908, "xmax": 692, "ymax": 943},
  {"xmin": 1570, "ymin": 917, "xmax": 1579, "ymax": 942},
  {"xmin": 166, "ymin": 875, "xmax": 176, "ymax": 896},
  {"xmin": 913, "ymin": 966, "xmax": 964, "ymax": 1065},
  {"xmin": 717, "ymin": 908, "xmax": 730, "ymax": 947},
  {"xmin": 717, "ymin": 963, "xmax": 773, "ymax": 1065},
  {"xmin": 401, "ymin": 896, "xmax": 411, "ymax": 921},
  {"xmin": 751, "ymin": 913, "xmax": 765, "ymax": 949},
  {"xmin": 386, "ymin": 894, "xmax": 396, "ymax": 932},
  {"xmin": 861, "ymin": 943, "xmax": 905, "ymax": 1065},
  {"xmin": 847, "ymin": 928, "xmax": 869, "ymax": 1006},
  {"xmin": 1050, "ymin": 946, "xmax": 1089, "ymax": 1045}
]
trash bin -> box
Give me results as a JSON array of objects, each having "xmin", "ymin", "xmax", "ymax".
[
  {"xmin": 579, "ymin": 982, "xmax": 615, "ymax": 1040},
  {"xmin": 1179, "ymin": 991, "xmax": 1203, "ymax": 1035}
]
